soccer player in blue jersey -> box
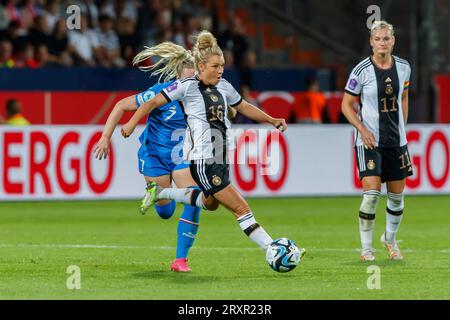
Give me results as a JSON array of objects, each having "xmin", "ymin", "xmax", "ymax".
[{"xmin": 94, "ymin": 42, "xmax": 206, "ymax": 272}]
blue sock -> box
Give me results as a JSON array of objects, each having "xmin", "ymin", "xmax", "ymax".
[
  {"xmin": 176, "ymin": 203, "xmax": 200, "ymax": 259},
  {"xmin": 154, "ymin": 200, "xmax": 176, "ymax": 219}
]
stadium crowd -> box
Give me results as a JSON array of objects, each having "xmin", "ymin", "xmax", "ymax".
[
  {"xmin": 0, "ymin": 0, "xmax": 251, "ymax": 70},
  {"xmin": 0, "ymin": 0, "xmax": 334, "ymax": 124}
]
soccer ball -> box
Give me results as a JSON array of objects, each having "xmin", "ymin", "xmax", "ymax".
[{"xmin": 265, "ymin": 238, "xmax": 303, "ymax": 273}]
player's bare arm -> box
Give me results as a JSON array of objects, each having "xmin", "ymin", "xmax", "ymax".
[
  {"xmin": 95, "ymin": 96, "xmax": 138, "ymax": 160},
  {"xmin": 341, "ymin": 92, "xmax": 377, "ymax": 149},
  {"xmin": 402, "ymin": 90, "xmax": 409, "ymax": 124},
  {"xmin": 121, "ymin": 93, "xmax": 167, "ymax": 138},
  {"xmin": 235, "ymin": 100, "xmax": 287, "ymax": 132}
]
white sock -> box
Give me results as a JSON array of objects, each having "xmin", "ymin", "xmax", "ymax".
[
  {"xmin": 359, "ymin": 218, "xmax": 375, "ymax": 253},
  {"xmin": 359, "ymin": 190, "xmax": 380, "ymax": 253},
  {"xmin": 157, "ymin": 187, "xmax": 205, "ymax": 209},
  {"xmin": 386, "ymin": 213, "xmax": 403, "ymax": 243},
  {"xmin": 195, "ymin": 192, "xmax": 206, "ymax": 209},
  {"xmin": 237, "ymin": 213, "xmax": 273, "ymax": 250},
  {"xmin": 385, "ymin": 192, "xmax": 404, "ymax": 243},
  {"xmin": 157, "ymin": 188, "xmax": 191, "ymax": 203}
]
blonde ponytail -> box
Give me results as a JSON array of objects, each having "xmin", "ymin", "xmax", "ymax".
[
  {"xmin": 133, "ymin": 42, "xmax": 194, "ymax": 82},
  {"xmin": 192, "ymin": 30, "xmax": 223, "ymax": 70}
]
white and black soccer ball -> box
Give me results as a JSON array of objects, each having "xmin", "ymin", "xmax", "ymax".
[{"xmin": 265, "ymin": 238, "xmax": 303, "ymax": 273}]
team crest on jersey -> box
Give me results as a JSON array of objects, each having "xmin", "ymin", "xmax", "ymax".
[
  {"xmin": 367, "ymin": 160, "xmax": 376, "ymax": 170},
  {"xmin": 210, "ymin": 94, "xmax": 218, "ymax": 102},
  {"xmin": 212, "ymin": 175, "xmax": 222, "ymax": 186},
  {"xmin": 167, "ymin": 81, "xmax": 178, "ymax": 92},
  {"xmin": 385, "ymin": 84, "xmax": 393, "ymax": 95}
]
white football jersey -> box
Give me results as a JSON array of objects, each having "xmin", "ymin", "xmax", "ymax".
[
  {"xmin": 162, "ymin": 76, "xmax": 242, "ymax": 160},
  {"xmin": 345, "ymin": 55, "xmax": 411, "ymax": 148}
]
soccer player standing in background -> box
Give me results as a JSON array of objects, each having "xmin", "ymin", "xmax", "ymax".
[{"xmin": 341, "ymin": 21, "xmax": 413, "ymax": 261}]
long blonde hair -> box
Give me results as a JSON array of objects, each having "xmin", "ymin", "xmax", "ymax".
[
  {"xmin": 133, "ymin": 42, "xmax": 194, "ymax": 82},
  {"xmin": 192, "ymin": 30, "xmax": 223, "ymax": 71}
]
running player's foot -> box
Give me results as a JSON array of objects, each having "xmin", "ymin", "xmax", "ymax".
[
  {"xmin": 380, "ymin": 232, "xmax": 403, "ymax": 260},
  {"xmin": 170, "ymin": 258, "xmax": 192, "ymax": 272},
  {"xmin": 360, "ymin": 249, "xmax": 376, "ymax": 262},
  {"xmin": 139, "ymin": 182, "xmax": 158, "ymax": 215}
]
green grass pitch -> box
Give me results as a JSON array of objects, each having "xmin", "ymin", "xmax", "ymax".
[{"xmin": 0, "ymin": 196, "xmax": 449, "ymax": 299}]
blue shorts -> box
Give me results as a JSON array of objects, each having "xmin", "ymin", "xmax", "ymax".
[{"xmin": 137, "ymin": 146, "xmax": 189, "ymax": 177}]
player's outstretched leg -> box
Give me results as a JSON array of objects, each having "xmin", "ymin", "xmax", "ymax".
[
  {"xmin": 140, "ymin": 181, "xmax": 159, "ymax": 214},
  {"xmin": 213, "ymin": 184, "xmax": 275, "ymax": 251},
  {"xmin": 146, "ymin": 182, "xmax": 218, "ymax": 211}
]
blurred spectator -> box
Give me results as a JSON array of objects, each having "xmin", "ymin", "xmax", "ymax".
[
  {"xmin": 20, "ymin": 0, "xmax": 43, "ymax": 32},
  {"xmin": 42, "ymin": 0, "xmax": 61, "ymax": 33},
  {"xmin": 180, "ymin": 0, "xmax": 211, "ymax": 30},
  {"xmin": 75, "ymin": 0, "xmax": 99, "ymax": 29},
  {"xmin": 35, "ymin": 43, "xmax": 57, "ymax": 67},
  {"xmin": 223, "ymin": 48, "xmax": 234, "ymax": 68},
  {"xmin": 48, "ymin": 18, "xmax": 72, "ymax": 66},
  {"xmin": 136, "ymin": 0, "xmax": 160, "ymax": 48},
  {"xmin": 143, "ymin": 11, "xmax": 172, "ymax": 47},
  {"xmin": 117, "ymin": 16, "xmax": 138, "ymax": 66},
  {"xmin": 239, "ymin": 49, "xmax": 257, "ymax": 87},
  {"xmin": 68, "ymin": 14, "xmax": 99, "ymax": 66},
  {"xmin": 0, "ymin": 2, "xmax": 11, "ymax": 30},
  {"xmin": 0, "ymin": 39, "xmax": 14, "ymax": 67},
  {"xmin": 0, "ymin": 0, "xmax": 239, "ymax": 71},
  {"xmin": 0, "ymin": 20, "xmax": 28, "ymax": 54},
  {"xmin": 172, "ymin": 17, "xmax": 184, "ymax": 47},
  {"xmin": 293, "ymin": 77, "xmax": 327, "ymax": 124},
  {"xmin": 173, "ymin": 13, "xmax": 199, "ymax": 50},
  {"xmin": 13, "ymin": 42, "xmax": 39, "ymax": 68},
  {"xmin": 154, "ymin": 26, "xmax": 173, "ymax": 44},
  {"xmin": 28, "ymin": 15, "xmax": 51, "ymax": 47},
  {"xmin": 99, "ymin": 0, "xmax": 138, "ymax": 24},
  {"xmin": 5, "ymin": 98, "xmax": 30, "ymax": 125},
  {"xmin": 218, "ymin": 17, "xmax": 249, "ymax": 68},
  {"xmin": 95, "ymin": 13, "xmax": 124, "ymax": 67},
  {"xmin": 3, "ymin": 0, "xmax": 21, "ymax": 27}
]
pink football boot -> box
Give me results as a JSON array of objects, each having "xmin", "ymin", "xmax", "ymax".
[{"xmin": 170, "ymin": 258, "xmax": 192, "ymax": 272}]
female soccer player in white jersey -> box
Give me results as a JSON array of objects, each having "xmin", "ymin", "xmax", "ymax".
[
  {"xmin": 94, "ymin": 43, "xmax": 211, "ymax": 272},
  {"xmin": 121, "ymin": 30, "xmax": 304, "ymax": 257},
  {"xmin": 341, "ymin": 21, "xmax": 413, "ymax": 261}
]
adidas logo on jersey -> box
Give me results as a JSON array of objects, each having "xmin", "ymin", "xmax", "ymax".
[{"xmin": 385, "ymin": 77, "xmax": 392, "ymax": 83}]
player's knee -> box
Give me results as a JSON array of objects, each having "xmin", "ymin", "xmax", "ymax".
[
  {"xmin": 155, "ymin": 200, "xmax": 176, "ymax": 219},
  {"xmin": 187, "ymin": 186, "xmax": 215, "ymax": 211},
  {"xmin": 387, "ymin": 192, "xmax": 404, "ymax": 212},
  {"xmin": 359, "ymin": 190, "xmax": 381, "ymax": 216},
  {"xmin": 204, "ymin": 197, "xmax": 219, "ymax": 211},
  {"xmin": 234, "ymin": 204, "xmax": 251, "ymax": 217}
]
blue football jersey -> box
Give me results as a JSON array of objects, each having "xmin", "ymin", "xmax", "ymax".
[{"xmin": 135, "ymin": 81, "xmax": 187, "ymax": 157}]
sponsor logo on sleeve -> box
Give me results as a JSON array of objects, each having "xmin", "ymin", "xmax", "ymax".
[
  {"xmin": 348, "ymin": 78, "xmax": 358, "ymax": 91},
  {"xmin": 167, "ymin": 81, "xmax": 178, "ymax": 92}
]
